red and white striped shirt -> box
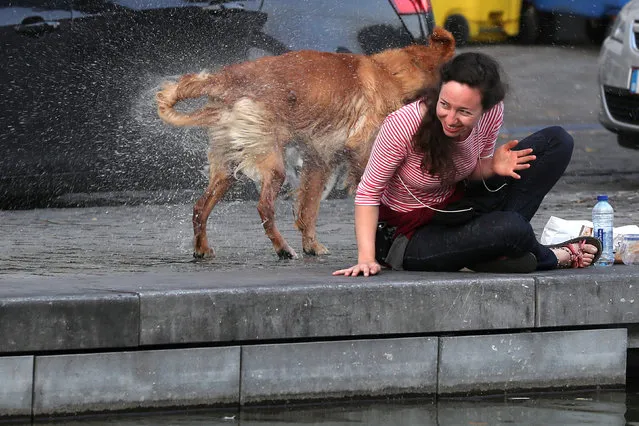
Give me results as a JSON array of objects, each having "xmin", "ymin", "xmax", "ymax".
[{"xmin": 355, "ymin": 99, "xmax": 504, "ymax": 212}]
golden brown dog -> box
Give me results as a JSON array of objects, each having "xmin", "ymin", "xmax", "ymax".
[{"xmin": 157, "ymin": 27, "xmax": 455, "ymax": 259}]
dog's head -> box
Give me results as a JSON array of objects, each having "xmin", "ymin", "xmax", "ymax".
[{"xmin": 375, "ymin": 27, "xmax": 455, "ymax": 102}]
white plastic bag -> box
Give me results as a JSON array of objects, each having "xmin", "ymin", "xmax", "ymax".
[{"xmin": 540, "ymin": 216, "xmax": 593, "ymax": 245}]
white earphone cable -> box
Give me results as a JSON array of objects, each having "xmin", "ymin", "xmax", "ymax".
[
  {"xmin": 397, "ymin": 175, "xmax": 472, "ymax": 213},
  {"xmin": 397, "ymin": 151, "xmax": 506, "ymax": 213},
  {"xmin": 478, "ymin": 154, "xmax": 507, "ymax": 192}
]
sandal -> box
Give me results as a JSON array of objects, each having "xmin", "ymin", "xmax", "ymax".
[{"xmin": 546, "ymin": 236, "xmax": 603, "ymax": 269}]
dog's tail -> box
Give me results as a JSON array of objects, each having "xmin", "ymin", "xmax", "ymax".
[
  {"xmin": 156, "ymin": 73, "xmax": 221, "ymax": 127},
  {"xmin": 428, "ymin": 26, "xmax": 456, "ymax": 58}
]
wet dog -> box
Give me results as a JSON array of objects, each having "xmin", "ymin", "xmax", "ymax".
[{"xmin": 156, "ymin": 27, "xmax": 455, "ymax": 259}]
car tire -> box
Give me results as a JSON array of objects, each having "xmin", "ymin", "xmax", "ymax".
[
  {"xmin": 535, "ymin": 11, "xmax": 556, "ymax": 44},
  {"xmin": 444, "ymin": 14, "xmax": 470, "ymax": 47},
  {"xmin": 585, "ymin": 18, "xmax": 611, "ymax": 44},
  {"xmin": 618, "ymin": 133, "xmax": 639, "ymax": 150},
  {"xmin": 516, "ymin": 3, "xmax": 539, "ymax": 44}
]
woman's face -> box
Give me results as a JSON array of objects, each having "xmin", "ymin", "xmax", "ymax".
[{"xmin": 436, "ymin": 81, "xmax": 483, "ymax": 140}]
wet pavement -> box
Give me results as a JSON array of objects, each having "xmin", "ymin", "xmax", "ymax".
[{"xmin": 1, "ymin": 178, "xmax": 637, "ymax": 278}]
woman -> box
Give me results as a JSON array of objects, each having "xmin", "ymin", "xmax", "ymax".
[{"xmin": 334, "ymin": 52, "xmax": 600, "ymax": 277}]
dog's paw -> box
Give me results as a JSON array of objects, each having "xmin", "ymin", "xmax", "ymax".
[
  {"xmin": 303, "ymin": 242, "xmax": 330, "ymax": 256},
  {"xmin": 193, "ymin": 248, "xmax": 215, "ymax": 259},
  {"xmin": 276, "ymin": 247, "xmax": 298, "ymax": 260}
]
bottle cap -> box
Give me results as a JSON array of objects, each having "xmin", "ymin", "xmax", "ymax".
[{"xmin": 597, "ymin": 195, "xmax": 608, "ymax": 201}]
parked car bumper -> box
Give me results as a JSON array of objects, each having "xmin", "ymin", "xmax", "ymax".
[{"xmin": 597, "ymin": 2, "xmax": 639, "ymax": 148}]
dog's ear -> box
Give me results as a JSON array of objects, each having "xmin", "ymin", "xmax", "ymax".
[{"xmin": 428, "ymin": 26, "xmax": 456, "ymax": 55}]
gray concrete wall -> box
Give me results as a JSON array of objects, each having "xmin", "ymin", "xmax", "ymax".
[
  {"xmin": 0, "ymin": 356, "xmax": 33, "ymax": 418},
  {"xmin": 629, "ymin": 325, "xmax": 639, "ymax": 349},
  {"xmin": 32, "ymin": 347, "xmax": 240, "ymax": 415},
  {"xmin": 0, "ymin": 328, "xmax": 628, "ymax": 417},
  {"xmin": 438, "ymin": 329, "xmax": 627, "ymax": 395},
  {"xmin": 240, "ymin": 337, "xmax": 438, "ymax": 404}
]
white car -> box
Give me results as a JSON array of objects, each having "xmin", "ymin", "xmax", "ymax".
[{"xmin": 598, "ymin": 0, "xmax": 639, "ymax": 149}]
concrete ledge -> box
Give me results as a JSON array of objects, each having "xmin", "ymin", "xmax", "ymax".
[
  {"xmin": 240, "ymin": 337, "xmax": 438, "ymax": 404},
  {"xmin": 32, "ymin": 347, "xmax": 240, "ymax": 415},
  {"xmin": 138, "ymin": 273, "xmax": 535, "ymax": 345},
  {"xmin": 536, "ymin": 271, "xmax": 639, "ymax": 327},
  {"xmin": 0, "ymin": 356, "xmax": 33, "ymax": 418},
  {"xmin": 0, "ymin": 293, "xmax": 139, "ymax": 352},
  {"xmin": 3, "ymin": 269, "xmax": 638, "ymax": 352},
  {"xmin": 437, "ymin": 328, "xmax": 628, "ymax": 395}
]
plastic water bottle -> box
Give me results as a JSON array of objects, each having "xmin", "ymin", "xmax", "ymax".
[{"xmin": 592, "ymin": 194, "xmax": 614, "ymax": 266}]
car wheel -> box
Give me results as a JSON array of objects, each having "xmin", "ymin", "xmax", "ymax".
[
  {"xmin": 444, "ymin": 14, "xmax": 470, "ymax": 47},
  {"xmin": 516, "ymin": 3, "xmax": 539, "ymax": 44},
  {"xmin": 585, "ymin": 18, "xmax": 610, "ymax": 44},
  {"xmin": 535, "ymin": 11, "xmax": 556, "ymax": 44},
  {"xmin": 618, "ymin": 133, "xmax": 639, "ymax": 150}
]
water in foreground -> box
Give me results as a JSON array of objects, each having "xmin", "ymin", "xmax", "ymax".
[{"xmin": 25, "ymin": 387, "xmax": 639, "ymax": 425}]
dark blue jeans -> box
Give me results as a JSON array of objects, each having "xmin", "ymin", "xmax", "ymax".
[{"xmin": 403, "ymin": 126, "xmax": 573, "ymax": 271}]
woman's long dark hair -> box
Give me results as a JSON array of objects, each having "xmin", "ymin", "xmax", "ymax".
[{"xmin": 408, "ymin": 52, "xmax": 508, "ymax": 182}]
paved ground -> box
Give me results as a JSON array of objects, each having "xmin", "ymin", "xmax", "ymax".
[{"xmin": 1, "ymin": 183, "xmax": 637, "ymax": 277}]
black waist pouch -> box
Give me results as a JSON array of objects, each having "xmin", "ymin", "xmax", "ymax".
[{"xmin": 375, "ymin": 221, "xmax": 396, "ymax": 265}]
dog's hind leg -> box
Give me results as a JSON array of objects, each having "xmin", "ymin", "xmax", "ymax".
[
  {"xmin": 256, "ymin": 151, "xmax": 298, "ymax": 259},
  {"xmin": 295, "ymin": 163, "xmax": 331, "ymax": 256},
  {"xmin": 193, "ymin": 162, "xmax": 234, "ymax": 258}
]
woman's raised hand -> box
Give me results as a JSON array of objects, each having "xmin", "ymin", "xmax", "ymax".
[
  {"xmin": 333, "ymin": 261, "xmax": 382, "ymax": 277},
  {"xmin": 493, "ymin": 140, "xmax": 536, "ymax": 179}
]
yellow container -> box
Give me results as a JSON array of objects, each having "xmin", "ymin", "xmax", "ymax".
[{"xmin": 431, "ymin": 0, "xmax": 523, "ymax": 45}]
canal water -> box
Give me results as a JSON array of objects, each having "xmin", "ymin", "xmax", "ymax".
[{"xmin": 28, "ymin": 386, "xmax": 639, "ymax": 425}]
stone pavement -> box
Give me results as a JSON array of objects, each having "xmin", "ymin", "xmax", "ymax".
[{"xmin": 1, "ymin": 189, "xmax": 637, "ymax": 276}]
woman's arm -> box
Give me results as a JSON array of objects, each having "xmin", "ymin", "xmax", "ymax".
[
  {"xmin": 333, "ymin": 205, "xmax": 381, "ymax": 277},
  {"xmin": 334, "ymin": 103, "xmax": 420, "ymax": 277},
  {"xmin": 355, "ymin": 204, "xmax": 379, "ymax": 264},
  {"xmin": 468, "ymin": 156, "xmax": 495, "ymax": 181}
]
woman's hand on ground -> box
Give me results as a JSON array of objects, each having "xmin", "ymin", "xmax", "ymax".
[
  {"xmin": 332, "ymin": 261, "xmax": 382, "ymax": 277},
  {"xmin": 493, "ymin": 140, "xmax": 536, "ymax": 179}
]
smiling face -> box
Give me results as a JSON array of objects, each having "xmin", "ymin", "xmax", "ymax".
[{"xmin": 436, "ymin": 81, "xmax": 484, "ymax": 140}]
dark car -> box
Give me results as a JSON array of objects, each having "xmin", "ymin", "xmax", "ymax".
[{"xmin": 0, "ymin": 0, "xmax": 435, "ymax": 208}]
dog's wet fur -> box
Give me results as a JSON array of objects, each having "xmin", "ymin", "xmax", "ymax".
[{"xmin": 156, "ymin": 27, "xmax": 455, "ymax": 259}]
